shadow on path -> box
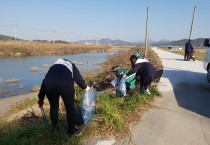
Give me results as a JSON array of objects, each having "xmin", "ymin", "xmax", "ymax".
[
  {"xmin": 162, "ymin": 69, "xmax": 210, "ymax": 118},
  {"xmin": 161, "ymin": 58, "xmax": 186, "ymax": 61}
]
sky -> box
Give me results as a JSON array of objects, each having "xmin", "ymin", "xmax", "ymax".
[{"xmin": 0, "ymin": 0, "xmax": 209, "ymax": 42}]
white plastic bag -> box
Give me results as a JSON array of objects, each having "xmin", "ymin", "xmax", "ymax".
[
  {"xmin": 111, "ymin": 75, "xmax": 117, "ymax": 87},
  {"xmin": 117, "ymin": 78, "xmax": 126, "ymax": 96},
  {"xmin": 82, "ymin": 86, "xmax": 96, "ymax": 125}
]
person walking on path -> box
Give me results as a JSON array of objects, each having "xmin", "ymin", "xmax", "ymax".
[
  {"xmin": 184, "ymin": 40, "xmax": 194, "ymax": 61},
  {"xmin": 38, "ymin": 58, "xmax": 90, "ymax": 136}
]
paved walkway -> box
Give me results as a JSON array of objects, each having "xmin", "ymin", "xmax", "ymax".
[
  {"xmin": 126, "ymin": 48, "xmax": 210, "ymax": 145},
  {"xmin": 87, "ymin": 48, "xmax": 210, "ymax": 145}
]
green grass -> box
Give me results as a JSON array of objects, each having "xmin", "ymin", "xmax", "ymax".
[
  {"xmin": 0, "ymin": 88, "xmax": 160, "ymax": 145},
  {"xmin": 96, "ymin": 94, "xmax": 124, "ymax": 132},
  {"xmin": 0, "ymin": 47, "xmax": 163, "ymax": 144},
  {"xmin": 10, "ymin": 97, "xmax": 38, "ymax": 114},
  {"xmin": 0, "ymin": 121, "xmax": 81, "ymax": 145},
  {"xmin": 94, "ymin": 88, "xmax": 160, "ymax": 135}
]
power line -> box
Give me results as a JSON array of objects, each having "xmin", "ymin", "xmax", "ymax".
[{"xmin": 0, "ymin": 23, "xmax": 96, "ymax": 41}]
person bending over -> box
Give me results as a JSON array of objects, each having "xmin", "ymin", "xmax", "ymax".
[
  {"xmin": 126, "ymin": 55, "xmax": 158, "ymax": 95},
  {"xmin": 38, "ymin": 58, "xmax": 90, "ymax": 136}
]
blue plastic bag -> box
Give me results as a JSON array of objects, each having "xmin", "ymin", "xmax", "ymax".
[
  {"xmin": 111, "ymin": 75, "xmax": 117, "ymax": 87},
  {"xmin": 82, "ymin": 87, "xmax": 96, "ymax": 125},
  {"xmin": 117, "ymin": 78, "xmax": 126, "ymax": 96}
]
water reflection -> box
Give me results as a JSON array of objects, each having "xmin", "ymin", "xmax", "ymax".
[{"xmin": 0, "ymin": 52, "xmax": 115, "ymax": 98}]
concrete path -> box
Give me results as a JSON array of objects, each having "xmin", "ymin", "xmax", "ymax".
[
  {"xmin": 1, "ymin": 48, "xmax": 210, "ymax": 145},
  {"xmin": 91, "ymin": 48, "xmax": 210, "ymax": 145},
  {"xmin": 126, "ymin": 48, "xmax": 210, "ymax": 145},
  {"xmin": 0, "ymin": 92, "xmax": 38, "ymax": 117}
]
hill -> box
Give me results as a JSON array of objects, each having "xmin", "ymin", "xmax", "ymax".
[
  {"xmin": 0, "ymin": 34, "xmax": 19, "ymax": 41},
  {"xmin": 170, "ymin": 38, "xmax": 208, "ymax": 47},
  {"xmin": 74, "ymin": 38, "xmax": 143, "ymax": 46},
  {"xmin": 0, "ymin": 34, "xmax": 208, "ymax": 47}
]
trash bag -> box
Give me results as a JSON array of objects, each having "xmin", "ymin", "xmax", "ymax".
[
  {"xmin": 82, "ymin": 86, "xmax": 96, "ymax": 125},
  {"xmin": 116, "ymin": 78, "xmax": 126, "ymax": 97},
  {"xmin": 111, "ymin": 75, "xmax": 117, "ymax": 87},
  {"xmin": 125, "ymin": 73, "xmax": 136, "ymax": 89}
]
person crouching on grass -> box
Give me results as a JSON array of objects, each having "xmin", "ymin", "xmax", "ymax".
[
  {"xmin": 38, "ymin": 58, "xmax": 90, "ymax": 137},
  {"xmin": 125, "ymin": 54, "xmax": 158, "ymax": 95}
]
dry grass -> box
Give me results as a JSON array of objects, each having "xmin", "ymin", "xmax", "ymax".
[
  {"xmin": 0, "ymin": 41, "xmax": 111, "ymax": 57},
  {"xmin": 80, "ymin": 46, "xmax": 163, "ymax": 140},
  {"xmin": 42, "ymin": 64, "xmax": 50, "ymax": 68},
  {"xmin": 5, "ymin": 79, "xmax": 20, "ymax": 83},
  {"xmin": 30, "ymin": 67, "xmax": 39, "ymax": 72},
  {"xmin": 87, "ymin": 47, "xmax": 163, "ymax": 91},
  {"xmin": 31, "ymin": 85, "xmax": 40, "ymax": 92},
  {"xmin": 0, "ymin": 46, "xmax": 163, "ymax": 144}
]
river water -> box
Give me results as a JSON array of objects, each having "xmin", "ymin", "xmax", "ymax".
[{"xmin": 0, "ymin": 52, "xmax": 115, "ymax": 98}]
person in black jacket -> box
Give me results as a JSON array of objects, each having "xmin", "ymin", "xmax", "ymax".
[
  {"xmin": 126, "ymin": 55, "xmax": 158, "ymax": 95},
  {"xmin": 184, "ymin": 40, "xmax": 194, "ymax": 61},
  {"xmin": 38, "ymin": 58, "xmax": 90, "ymax": 136}
]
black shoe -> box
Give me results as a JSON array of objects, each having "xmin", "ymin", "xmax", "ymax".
[
  {"xmin": 140, "ymin": 88, "xmax": 146, "ymax": 94},
  {"xmin": 74, "ymin": 127, "xmax": 83, "ymax": 136},
  {"xmin": 67, "ymin": 127, "xmax": 83, "ymax": 137}
]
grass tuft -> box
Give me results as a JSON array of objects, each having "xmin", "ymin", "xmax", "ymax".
[
  {"xmin": 96, "ymin": 94, "xmax": 124, "ymax": 132},
  {"xmin": 10, "ymin": 98, "xmax": 38, "ymax": 114},
  {"xmin": 0, "ymin": 46, "xmax": 163, "ymax": 144},
  {"xmin": 0, "ymin": 111, "xmax": 81, "ymax": 145}
]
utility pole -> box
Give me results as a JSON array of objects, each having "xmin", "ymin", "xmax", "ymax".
[
  {"xmin": 189, "ymin": 6, "xmax": 196, "ymax": 40},
  {"xmin": 13, "ymin": 25, "xmax": 17, "ymax": 41},
  {"xmin": 145, "ymin": 6, "xmax": 149, "ymax": 58},
  {"xmin": 52, "ymin": 30, "xmax": 56, "ymax": 44}
]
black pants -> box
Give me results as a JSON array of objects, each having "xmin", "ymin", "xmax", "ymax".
[
  {"xmin": 184, "ymin": 51, "xmax": 189, "ymax": 60},
  {"xmin": 46, "ymin": 86, "xmax": 75, "ymax": 134},
  {"xmin": 140, "ymin": 85, "xmax": 148, "ymax": 92}
]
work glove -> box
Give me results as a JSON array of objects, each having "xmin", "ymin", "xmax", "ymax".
[
  {"xmin": 85, "ymin": 86, "xmax": 90, "ymax": 92},
  {"xmin": 38, "ymin": 100, "xmax": 44, "ymax": 108}
]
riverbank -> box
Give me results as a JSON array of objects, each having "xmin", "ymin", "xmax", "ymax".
[
  {"xmin": 0, "ymin": 47, "xmax": 163, "ymax": 145},
  {"xmin": 0, "ymin": 92, "xmax": 38, "ymax": 118},
  {"xmin": 0, "ymin": 51, "xmax": 118, "ymax": 98},
  {"xmin": 0, "ymin": 41, "xmax": 118, "ymax": 57}
]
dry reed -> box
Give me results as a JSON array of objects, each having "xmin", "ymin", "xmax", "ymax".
[{"xmin": 0, "ymin": 41, "xmax": 111, "ymax": 57}]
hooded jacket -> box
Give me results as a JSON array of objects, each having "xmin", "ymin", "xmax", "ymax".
[
  {"xmin": 38, "ymin": 59, "xmax": 87, "ymax": 100},
  {"xmin": 128, "ymin": 58, "xmax": 157, "ymax": 86}
]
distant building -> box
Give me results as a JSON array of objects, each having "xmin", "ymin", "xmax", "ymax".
[
  {"xmin": 85, "ymin": 40, "xmax": 93, "ymax": 45},
  {"xmin": 168, "ymin": 46, "xmax": 182, "ymax": 51}
]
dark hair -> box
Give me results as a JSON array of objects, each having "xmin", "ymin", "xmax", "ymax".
[{"xmin": 130, "ymin": 55, "xmax": 138, "ymax": 67}]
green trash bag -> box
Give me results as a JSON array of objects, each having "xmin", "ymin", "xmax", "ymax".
[{"xmin": 125, "ymin": 73, "xmax": 136, "ymax": 89}]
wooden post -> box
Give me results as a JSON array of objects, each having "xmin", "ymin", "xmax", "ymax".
[
  {"xmin": 13, "ymin": 26, "xmax": 17, "ymax": 41},
  {"xmin": 145, "ymin": 6, "xmax": 149, "ymax": 57},
  {"xmin": 189, "ymin": 6, "xmax": 196, "ymax": 40}
]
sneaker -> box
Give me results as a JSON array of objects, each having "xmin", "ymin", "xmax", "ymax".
[
  {"xmin": 74, "ymin": 127, "xmax": 83, "ymax": 136},
  {"xmin": 67, "ymin": 127, "xmax": 83, "ymax": 137},
  {"xmin": 146, "ymin": 89, "xmax": 151, "ymax": 95}
]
